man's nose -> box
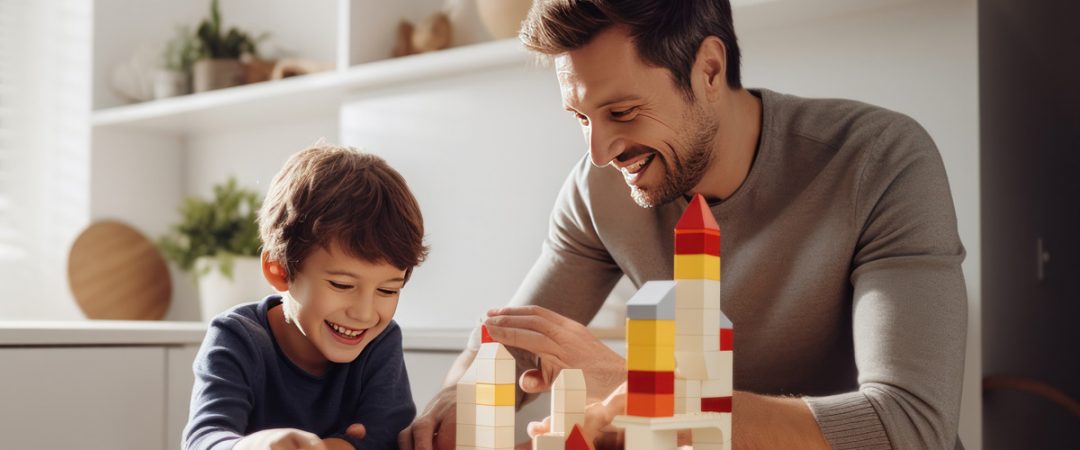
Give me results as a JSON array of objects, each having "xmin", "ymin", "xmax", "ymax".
[{"xmin": 586, "ymin": 124, "xmax": 626, "ymax": 167}]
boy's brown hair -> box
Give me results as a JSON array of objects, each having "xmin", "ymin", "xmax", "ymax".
[
  {"xmin": 258, "ymin": 143, "xmax": 428, "ymax": 282},
  {"xmin": 520, "ymin": 0, "xmax": 741, "ymax": 99}
]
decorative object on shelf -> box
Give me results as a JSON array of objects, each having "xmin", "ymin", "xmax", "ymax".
[
  {"xmin": 270, "ymin": 58, "xmax": 335, "ymax": 80},
  {"xmin": 444, "ymin": 0, "xmax": 491, "ymax": 46},
  {"xmin": 155, "ymin": 26, "xmax": 201, "ymax": 99},
  {"xmin": 393, "ymin": 12, "xmax": 453, "ymax": 57},
  {"xmin": 192, "ymin": 0, "xmax": 267, "ymax": 92},
  {"xmin": 157, "ymin": 177, "xmax": 268, "ymax": 321},
  {"xmin": 475, "ymin": 0, "xmax": 534, "ymax": 39},
  {"xmin": 67, "ymin": 220, "xmax": 172, "ymax": 320},
  {"xmin": 111, "ymin": 44, "xmax": 158, "ymax": 102}
]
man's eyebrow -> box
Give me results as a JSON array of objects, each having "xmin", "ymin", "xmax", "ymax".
[{"xmin": 597, "ymin": 94, "xmax": 640, "ymax": 109}]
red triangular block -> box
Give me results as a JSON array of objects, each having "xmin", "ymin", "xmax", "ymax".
[
  {"xmin": 675, "ymin": 193, "xmax": 719, "ymax": 231},
  {"xmin": 566, "ymin": 424, "xmax": 594, "ymax": 450},
  {"xmin": 481, "ymin": 324, "xmax": 494, "ymax": 343}
]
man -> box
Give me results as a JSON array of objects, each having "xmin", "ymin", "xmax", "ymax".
[{"xmin": 400, "ymin": 0, "xmax": 967, "ymax": 448}]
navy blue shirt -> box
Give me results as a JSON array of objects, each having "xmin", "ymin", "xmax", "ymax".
[{"xmin": 183, "ymin": 295, "xmax": 415, "ymax": 450}]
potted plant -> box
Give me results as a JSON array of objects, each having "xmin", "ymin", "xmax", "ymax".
[
  {"xmin": 158, "ymin": 177, "xmax": 268, "ymax": 321},
  {"xmin": 191, "ymin": 0, "xmax": 265, "ymax": 92},
  {"xmin": 155, "ymin": 26, "xmax": 200, "ymax": 99}
]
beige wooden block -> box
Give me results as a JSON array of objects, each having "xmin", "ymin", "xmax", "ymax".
[
  {"xmin": 675, "ymin": 396, "xmax": 702, "ymax": 414},
  {"xmin": 675, "ymin": 332, "xmax": 720, "ymax": 352},
  {"xmin": 476, "ymin": 405, "xmax": 515, "ymax": 427},
  {"xmin": 476, "ymin": 358, "xmax": 517, "ymax": 384},
  {"xmin": 623, "ymin": 425, "xmax": 677, "ymax": 450},
  {"xmin": 533, "ymin": 433, "xmax": 566, "ymax": 450},
  {"xmin": 675, "ymin": 378, "xmax": 701, "ymax": 397},
  {"xmin": 675, "ymin": 307, "xmax": 721, "ymax": 336},
  {"xmin": 675, "ymin": 279, "xmax": 721, "ymax": 310},
  {"xmin": 456, "ymin": 419, "xmax": 476, "ymax": 446},
  {"xmin": 553, "ymin": 385, "xmax": 586, "ymax": 413},
  {"xmin": 705, "ymin": 351, "xmax": 733, "ymax": 389},
  {"xmin": 552, "ymin": 369, "xmax": 586, "ymax": 391},
  {"xmin": 494, "ymin": 425, "xmax": 515, "ymax": 449},
  {"xmin": 552, "ymin": 411, "xmax": 585, "ymax": 435},
  {"xmin": 477, "ymin": 342, "xmax": 514, "ymax": 361}
]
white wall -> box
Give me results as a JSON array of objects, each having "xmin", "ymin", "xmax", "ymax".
[{"xmin": 738, "ymin": 0, "xmax": 981, "ymax": 447}]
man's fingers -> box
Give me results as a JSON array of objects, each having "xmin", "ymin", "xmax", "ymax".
[
  {"xmin": 485, "ymin": 314, "xmax": 562, "ymax": 340},
  {"xmin": 483, "ymin": 323, "xmax": 564, "ymax": 356},
  {"xmin": 410, "ymin": 418, "xmax": 437, "ymax": 450},
  {"xmin": 397, "ymin": 426, "xmax": 413, "ymax": 450},
  {"xmin": 519, "ymin": 368, "xmax": 552, "ymax": 393},
  {"xmin": 346, "ymin": 423, "xmax": 366, "ymax": 440},
  {"xmin": 489, "ymin": 305, "xmax": 576, "ymax": 327}
]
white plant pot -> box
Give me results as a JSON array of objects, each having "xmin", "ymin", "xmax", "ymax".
[
  {"xmin": 153, "ymin": 69, "xmax": 190, "ymax": 99},
  {"xmin": 195, "ymin": 256, "xmax": 269, "ymax": 322},
  {"xmin": 475, "ymin": 0, "xmax": 534, "ymax": 39}
]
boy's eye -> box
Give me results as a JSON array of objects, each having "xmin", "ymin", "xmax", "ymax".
[
  {"xmin": 328, "ymin": 281, "xmax": 353, "ymax": 290},
  {"xmin": 377, "ymin": 289, "xmax": 400, "ymax": 296}
]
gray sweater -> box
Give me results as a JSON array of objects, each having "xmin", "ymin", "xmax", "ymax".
[{"xmin": 509, "ymin": 89, "xmax": 967, "ymax": 449}]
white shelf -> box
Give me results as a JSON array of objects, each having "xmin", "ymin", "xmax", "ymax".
[{"xmin": 92, "ymin": 39, "xmax": 532, "ymax": 135}]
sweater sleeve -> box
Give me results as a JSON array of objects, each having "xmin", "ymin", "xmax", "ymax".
[
  {"xmin": 331, "ymin": 322, "xmax": 416, "ymax": 450},
  {"xmin": 182, "ymin": 317, "xmax": 259, "ymax": 450},
  {"xmin": 804, "ymin": 115, "xmax": 967, "ymax": 449}
]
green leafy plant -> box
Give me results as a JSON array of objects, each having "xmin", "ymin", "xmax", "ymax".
[
  {"xmin": 162, "ymin": 26, "xmax": 202, "ymax": 73},
  {"xmin": 195, "ymin": 0, "xmax": 266, "ymax": 59},
  {"xmin": 158, "ymin": 177, "xmax": 262, "ymax": 280}
]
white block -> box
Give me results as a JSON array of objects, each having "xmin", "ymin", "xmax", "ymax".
[
  {"xmin": 675, "ymin": 396, "xmax": 702, "ymax": 414},
  {"xmin": 694, "ymin": 426, "xmax": 724, "ymax": 444},
  {"xmin": 675, "ymin": 332, "xmax": 720, "ymax": 352},
  {"xmin": 552, "ymin": 411, "xmax": 584, "ymax": 435},
  {"xmin": 701, "ymin": 379, "xmax": 731, "ymax": 398},
  {"xmin": 675, "ymin": 378, "xmax": 701, "ymax": 397},
  {"xmin": 456, "ymin": 420, "xmax": 476, "ymax": 446},
  {"xmin": 553, "ymin": 385, "xmax": 586, "ymax": 413},
  {"xmin": 623, "ymin": 425, "xmax": 677, "ymax": 450},
  {"xmin": 494, "ymin": 425, "xmax": 515, "ymax": 449},
  {"xmin": 675, "ymin": 307, "xmax": 721, "ymax": 336},
  {"xmin": 476, "ymin": 425, "xmax": 514, "ymax": 449},
  {"xmin": 675, "ymin": 279, "xmax": 721, "ymax": 310},
  {"xmin": 476, "ymin": 405, "xmax": 515, "ymax": 427},
  {"xmin": 533, "ymin": 433, "xmax": 565, "ymax": 450},
  {"xmin": 476, "ymin": 358, "xmax": 516, "ymax": 384},
  {"xmin": 552, "ymin": 369, "xmax": 586, "ymax": 391},
  {"xmin": 478, "ymin": 342, "xmax": 514, "ymax": 361},
  {"xmin": 706, "ymin": 351, "xmax": 733, "ymax": 388}
]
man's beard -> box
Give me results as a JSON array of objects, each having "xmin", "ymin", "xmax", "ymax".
[{"xmin": 630, "ymin": 107, "xmax": 718, "ymax": 208}]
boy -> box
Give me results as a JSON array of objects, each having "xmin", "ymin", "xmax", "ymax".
[{"xmin": 184, "ymin": 143, "xmax": 429, "ymax": 450}]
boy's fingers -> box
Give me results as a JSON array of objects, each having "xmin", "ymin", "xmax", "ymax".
[{"xmin": 346, "ymin": 423, "xmax": 366, "ymax": 439}]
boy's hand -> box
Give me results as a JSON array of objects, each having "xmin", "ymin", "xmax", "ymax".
[
  {"xmin": 526, "ymin": 382, "xmax": 629, "ymax": 450},
  {"xmin": 234, "ymin": 428, "xmax": 328, "ymax": 450},
  {"xmin": 399, "ymin": 385, "xmax": 457, "ymax": 450}
]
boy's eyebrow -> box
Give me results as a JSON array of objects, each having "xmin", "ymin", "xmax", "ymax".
[{"xmin": 324, "ymin": 270, "xmax": 406, "ymax": 284}]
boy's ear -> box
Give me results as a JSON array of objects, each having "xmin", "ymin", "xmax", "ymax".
[{"xmin": 261, "ymin": 251, "xmax": 290, "ymax": 292}]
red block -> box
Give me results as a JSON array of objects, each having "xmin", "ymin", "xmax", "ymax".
[
  {"xmin": 674, "ymin": 231, "xmax": 720, "ymax": 256},
  {"xmin": 566, "ymin": 424, "xmax": 595, "ymax": 450},
  {"xmin": 701, "ymin": 396, "xmax": 732, "ymax": 413},
  {"xmin": 720, "ymin": 328, "xmax": 734, "ymax": 351},
  {"xmin": 481, "ymin": 325, "xmax": 493, "ymax": 343},
  {"xmin": 627, "ymin": 392, "xmax": 675, "ymax": 417},
  {"xmin": 627, "ymin": 370, "xmax": 675, "ymax": 394},
  {"xmin": 675, "ymin": 194, "xmax": 720, "ymax": 231}
]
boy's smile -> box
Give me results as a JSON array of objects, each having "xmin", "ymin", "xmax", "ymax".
[{"xmin": 264, "ymin": 241, "xmax": 406, "ymax": 376}]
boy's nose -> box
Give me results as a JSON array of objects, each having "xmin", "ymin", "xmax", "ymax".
[{"xmin": 347, "ymin": 296, "xmax": 376, "ymax": 324}]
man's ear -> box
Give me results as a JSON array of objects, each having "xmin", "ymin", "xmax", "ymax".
[
  {"xmin": 261, "ymin": 251, "xmax": 289, "ymax": 292},
  {"xmin": 691, "ymin": 36, "xmax": 728, "ymax": 100}
]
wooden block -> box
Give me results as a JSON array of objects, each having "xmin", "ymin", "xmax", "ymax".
[
  {"xmin": 674, "ymin": 254, "xmax": 720, "ymax": 281},
  {"xmin": 674, "ymin": 378, "xmax": 701, "ymax": 397},
  {"xmin": 675, "ymin": 395, "xmax": 702, "ymax": 414},
  {"xmin": 494, "ymin": 425, "xmax": 515, "ymax": 449},
  {"xmin": 622, "ymin": 423, "xmax": 678, "ymax": 450},
  {"xmin": 494, "ymin": 359, "xmax": 516, "ymax": 384},
  {"xmin": 457, "ymin": 396, "xmax": 477, "ymax": 425},
  {"xmin": 706, "ymin": 351, "xmax": 733, "ymax": 389},
  {"xmin": 719, "ymin": 327, "xmax": 734, "ymax": 351},
  {"xmin": 566, "ymin": 424, "xmax": 595, "ymax": 450},
  {"xmin": 481, "ymin": 324, "xmax": 494, "ymax": 343},
  {"xmin": 475, "ymin": 425, "xmax": 496, "ymax": 448},
  {"xmin": 674, "ymin": 231, "xmax": 720, "ymax": 256},
  {"xmin": 553, "ymin": 368, "xmax": 586, "ymax": 391},
  {"xmin": 674, "ymin": 194, "xmax": 719, "ymax": 231},
  {"xmin": 701, "ymin": 396, "xmax": 732, "ymax": 413},
  {"xmin": 625, "ymin": 281, "xmax": 677, "ymax": 320},
  {"xmin": 674, "ymin": 350, "xmax": 707, "ymax": 379},
  {"xmin": 553, "ymin": 384, "xmax": 587, "ymax": 413},
  {"xmin": 476, "ymin": 405, "xmax": 514, "ymax": 427},
  {"xmin": 627, "ymin": 370, "xmax": 674, "ymax": 394},
  {"xmin": 533, "ymin": 433, "xmax": 566, "ymax": 450},
  {"xmin": 627, "ymin": 345, "xmax": 676, "ymax": 372},
  {"xmin": 626, "ymin": 392, "xmax": 674, "ymax": 417},
  {"xmin": 477, "ymin": 342, "xmax": 514, "ymax": 361},
  {"xmin": 553, "ymin": 412, "xmax": 585, "ymax": 435},
  {"xmin": 456, "ymin": 419, "xmax": 476, "ymax": 446},
  {"xmin": 675, "ymin": 331, "xmax": 720, "ymax": 352},
  {"xmin": 675, "ymin": 280, "xmax": 721, "ymax": 310},
  {"xmin": 627, "ymin": 319, "xmax": 675, "ymax": 347},
  {"xmin": 475, "ymin": 383, "xmax": 516, "ymax": 406}
]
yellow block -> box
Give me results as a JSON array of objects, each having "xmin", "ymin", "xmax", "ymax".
[
  {"xmin": 627, "ymin": 319, "xmax": 675, "ymax": 347},
  {"xmin": 674, "ymin": 254, "xmax": 720, "ymax": 280},
  {"xmin": 475, "ymin": 383, "xmax": 516, "ymax": 406},
  {"xmin": 627, "ymin": 344, "xmax": 676, "ymax": 371}
]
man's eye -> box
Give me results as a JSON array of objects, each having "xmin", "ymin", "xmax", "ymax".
[{"xmin": 328, "ymin": 281, "xmax": 353, "ymax": 290}]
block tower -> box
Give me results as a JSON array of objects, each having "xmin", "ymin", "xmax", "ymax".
[
  {"xmin": 457, "ymin": 325, "xmax": 515, "ymax": 450},
  {"xmin": 612, "ymin": 193, "xmax": 734, "ymax": 450},
  {"xmin": 533, "ymin": 369, "xmax": 591, "ymax": 450}
]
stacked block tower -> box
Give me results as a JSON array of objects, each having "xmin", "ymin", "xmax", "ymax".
[
  {"xmin": 613, "ymin": 193, "xmax": 734, "ymax": 450},
  {"xmin": 457, "ymin": 325, "xmax": 515, "ymax": 450},
  {"xmin": 533, "ymin": 369, "xmax": 593, "ymax": 450}
]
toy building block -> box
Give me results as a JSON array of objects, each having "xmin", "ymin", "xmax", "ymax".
[
  {"xmin": 475, "ymin": 424, "xmax": 514, "ymax": 448},
  {"xmin": 693, "ymin": 426, "xmax": 725, "ymax": 450},
  {"xmin": 625, "ymin": 281, "xmax": 677, "ymax": 320},
  {"xmin": 566, "ymin": 424, "xmax": 595, "ymax": 450},
  {"xmin": 675, "ymin": 279, "xmax": 721, "ymax": 310},
  {"xmin": 626, "ymin": 392, "xmax": 675, "ymax": 417},
  {"xmin": 628, "ymin": 370, "xmax": 675, "ymax": 394},
  {"xmin": 476, "ymin": 382, "xmax": 515, "ymax": 406},
  {"xmin": 627, "ymin": 319, "xmax": 676, "ymax": 347},
  {"xmin": 476, "ymin": 405, "xmax": 515, "ymax": 426},
  {"xmin": 552, "ymin": 369, "xmax": 587, "ymax": 434},
  {"xmin": 674, "ymin": 378, "xmax": 702, "ymax": 414},
  {"xmin": 674, "ymin": 253, "xmax": 721, "ymax": 280},
  {"xmin": 457, "ymin": 362, "xmax": 478, "ymax": 450},
  {"xmin": 675, "ymin": 194, "xmax": 721, "ymax": 235},
  {"xmin": 481, "ymin": 324, "xmax": 494, "ymax": 343},
  {"xmin": 533, "ymin": 433, "xmax": 566, "ymax": 450}
]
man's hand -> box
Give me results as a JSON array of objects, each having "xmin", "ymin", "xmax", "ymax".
[
  {"xmin": 525, "ymin": 382, "xmax": 628, "ymax": 450},
  {"xmin": 399, "ymin": 385, "xmax": 457, "ymax": 450},
  {"xmin": 484, "ymin": 305, "xmax": 626, "ymax": 397}
]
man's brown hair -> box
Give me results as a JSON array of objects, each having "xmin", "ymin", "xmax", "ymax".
[
  {"xmin": 520, "ymin": 0, "xmax": 742, "ymax": 98},
  {"xmin": 258, "ymin": 143, "xmax": 428, "ymax": 282}
]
